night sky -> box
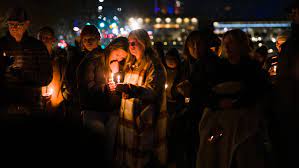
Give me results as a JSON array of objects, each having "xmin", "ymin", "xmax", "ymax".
[{"xmin": 0, "ymin": 0, "xmax": 294, "ymax": 27}]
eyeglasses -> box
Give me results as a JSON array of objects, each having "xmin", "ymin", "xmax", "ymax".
[
  {"xmin": 7, "ymin": 22, "xmax": 25, "ymax": 28},
  {"xmin": 129, "ymin": 41, "xmax": 136, "ymax": 47}
]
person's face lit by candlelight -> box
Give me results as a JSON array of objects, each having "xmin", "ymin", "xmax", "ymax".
[
  {"xmin": 106, "ymin": 37, "xmax": 129, "ymax": 74},
  {"xmin": 7, "ymin": 21, "xmax": 30, "ymax": 42},
  {"xmin": 128, "ymin": 38, "xmax": 145, "ymax": 62},
  {"xmin": 110, "ymin": 49, "xmax": 128, "ymax": 62},
  {"xmin": 109, "ymin": 49, "xmax": 128, "ymax": 73},
  {"xmin": 82, "ymin": 36, "xmax": 99, "ymax": 52}
]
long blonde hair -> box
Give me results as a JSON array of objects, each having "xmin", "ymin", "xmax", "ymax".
[{"xmin": 125, "ymin": 29, "xmax": 158, "ymax": 71}]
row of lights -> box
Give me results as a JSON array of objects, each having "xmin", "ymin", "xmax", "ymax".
[
  {"xmin": 128, "ymin": 17, "xmax": 198, "ymax": 24},
  {"xmin": 151, "ymin": 41, "xmax": 184, "ymax": 46}
]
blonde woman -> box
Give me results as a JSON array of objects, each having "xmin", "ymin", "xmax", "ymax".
[{"xmin": 109, "ymin": 29, "xmax": 167, "ymax": 168}]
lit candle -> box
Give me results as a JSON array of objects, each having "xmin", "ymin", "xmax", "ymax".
[
  {"xmin": 273, "ymin": 65, "xmax": 277, "ymax": 73},
  {"xmin": 48, "ymin": 87, "xmax": 54, "ymax": 96},
  {"xmin": 185, "ymin": 97, "xmax": 190, "ymax": 104},
  {"xmin": 117, "ymin": 75, "xmax": 120, "ymax": 83},
  {"xmin": 42, "ymin": 86, "xmax": 54, "ymax": 97},
  {"xmin": 111, "ymin": 73, "xmax": 114, "ymax": 83},
  {"xmin": 165, "ymin": 83, "xmax": 168, "ymax": 89}
]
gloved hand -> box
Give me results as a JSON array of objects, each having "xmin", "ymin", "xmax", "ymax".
[{"xmin": 115, "ymin": 83, "xmax": 130, "ymax": 94}]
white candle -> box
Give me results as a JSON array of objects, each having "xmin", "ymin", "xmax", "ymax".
[
  {"xmin": 117, "ymin": 75, "xmax": 120, "ymax": 83},
  {"xmin": 48, "ymin": 88, "xmax": 54, "ymax": 96},
  {"xmin": 111, "ymin": 73, "xmax": 114, "ymax": 83},
  {"xmin": 42, "ymin": 86, "xmax": 54, "ymax": 97}
]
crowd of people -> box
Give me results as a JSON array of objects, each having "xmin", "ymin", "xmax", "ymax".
[{"xmin": 0, "ymin": 1, "xmax": 299, "ymax": 168}]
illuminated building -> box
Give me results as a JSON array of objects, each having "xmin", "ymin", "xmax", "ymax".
[
  {"xmin": 155, "ymin": 0, "xmax": 184, "ymax": 15},
  {"xmin": 213, "ymin": 21, "xmax": 291, "ymax": 53},
  {"xmin": 126, "ymin": 17, "xmax": 198, "ymax": 47}
]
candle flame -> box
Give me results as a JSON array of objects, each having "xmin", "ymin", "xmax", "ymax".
[
  {"xmin": 48, "ymin": 88, "xmax": 54, "ymax": 95},
  {"xmin": 42, "ymin": 86, "xmax": 53, "ymax": 97}
]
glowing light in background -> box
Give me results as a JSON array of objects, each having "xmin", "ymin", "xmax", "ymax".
[
  {"xmin": 111, "ymin": 23, "xmax": 117, "ymax": 28},
  {"xmin": 73, "ymin": 27, "xmax": 80, "ymax": 32},
  {"xmin": 176, "ymin": 18, "xmax": 182, "ymax": 24},
  {"xmin": 268, "ymin": 49, "xmax": 274, "ymax": 53},
  {"xmin": 58, "ymin": 40, "xmax": 68, "ymax": 49},
  {"xmin": 129, "ymin": 20, "xmax": 141, "ymax": 30},
  {"xmin": 112, "ymin": 28, "xmax": 119, "ymax": 35},
  {"xmin": 191, "ymin": 18, "xmax": 198, "ymax": 23},
  {"xmin": 156, "ymin": 17, "xmax": 162, "ymax": 23},
  {"xmin": 145, "ymin": 18, "xmax": 151, "ymax": 23},
  {"xmin": 113, "ymin": 16, "xmax": 118, "ymax": 21},
  {"xmin": 137, "ymin": 18, "xmax": 143, "ymax": 23},
  {"xmin": 184, "ymin": 18, "xmax": 190, "ymax": 23},
  {"xmin": 165, "ymin": 17, "xmax": 171, "ymax": 23},
  {"xmin": 99, "ymin": 22, "xmax": 105, "ymax": 28},
  {"xmin": 129, "ymin": 17, "xmax": 135, "ymax": 23}
]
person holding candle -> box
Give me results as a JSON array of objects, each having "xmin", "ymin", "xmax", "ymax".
[
  {"xmin": 37, "ymin": 26, "xmax": 68, "ymax": 114},
  {"xmin": 103, "ymin": 36, "xmax": 130, "ymax": 166},
  {"xmin": 108, "ymin": 29, "xmax": 167, "ymax": 168},
  {"xmin": 0, "ymin": 7, "xmax": 52, "ymax": 117},
  {"xmin": 105, "ymin": 37, "xmax": 129, "ymax": 84}
]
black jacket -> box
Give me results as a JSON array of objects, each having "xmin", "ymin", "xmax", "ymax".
[
  {"xmin": 189, "ymin": 52, "xmax": 226, "ymax": 120},
  {"xmin": 76, "ymin": 47, "xmax": 110, "ymax": 112},
  {"xmin": 0, "ymin": 32, "xmax": 52, "ymax": 106}
]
